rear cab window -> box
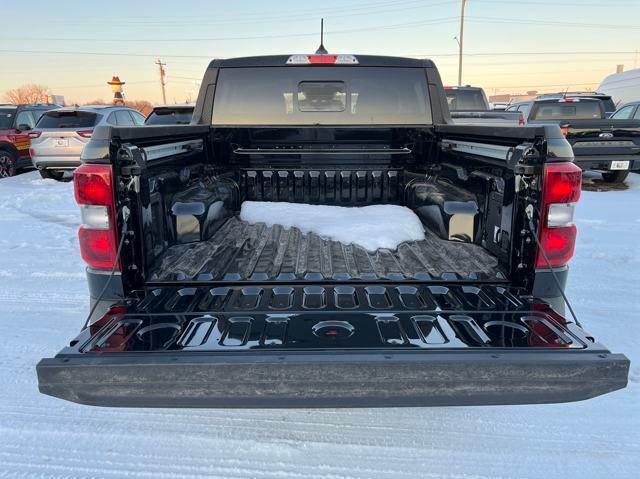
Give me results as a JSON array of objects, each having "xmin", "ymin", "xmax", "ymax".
[
  {"xmin": 212, "ymin": 67, "xmax": 432, "ymax": 125},
  {"xmin": 36, "ymin": 110, "xmax": 99, "ymax": 128},
  {"xmin": 530, "ymin": 100, "xmax": 604, "ymax": 120},
  {"xmin": 445, "ymin": 88, "xmax": 488, "ymax": 111},
  {"xmin": 146, "ymin": 108, "xmax": 194, "ymax": 125}
]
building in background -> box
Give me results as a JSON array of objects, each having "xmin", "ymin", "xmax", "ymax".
[
  {"xmin": 48, "ymin": 94, "xmax": 65, "ymax": 105},
  {"xmin": 598, "ymin": 68, "xmax": 640, "ymax": 107},
  {"xmin": 488, "ymin": 90, "xmax": 538, "ymax": 106}
]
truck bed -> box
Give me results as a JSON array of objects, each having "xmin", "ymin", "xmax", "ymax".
[{"xmin": 149, "ymin": 216, "xmax": 503, "ymax": 282}]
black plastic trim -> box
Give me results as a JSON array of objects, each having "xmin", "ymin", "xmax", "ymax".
[{"xmin": 37, "ymin": 350, "xmax": 629, "ymax": 408}]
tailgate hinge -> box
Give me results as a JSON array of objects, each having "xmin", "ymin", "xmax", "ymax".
[{"xmin": 117, "ymin": 143, "xmax": 147, "ymax": 190}]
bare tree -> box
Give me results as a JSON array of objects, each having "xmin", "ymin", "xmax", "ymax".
[
  {"xmin": 83, "ymin": 98, "xmax": 153, "ymax": 116},
  {"xmin": 3, "ymin": 84, "xmax": 49, "ymax": 104},
  {"xmin": 84, "ymin": 99, "xmax": 109, "ymax": 105},
  {"xmin": 125, "ymin": 100, "xmax": 153, "ymax": 116}
]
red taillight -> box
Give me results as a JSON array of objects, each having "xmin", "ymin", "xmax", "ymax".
[
  {"xmin": 28, "ymin": 131, "xmax": 42, "ymax": 139},
  {"xmin": 74, "ymin": 164, "xmax": 118, "ymax": 270},
  {"xmin": 77, "ymin": 129, "xmax": 93, "ymax": 138},
  {"xmin": 29, "ymin": 148, "xmax": 35, "ymax": 157},
  {"xmin": 543, "ymin": 163, "xmax": 582, "ymax": 204},
  {"xmin": 518, "ymin": 116, "xmax": 525, "ymax": 126},
  {"xmin": 536, "ymin": 162, "xmax": 582, "ymax": 268},
  {"xmin": 78, "ymin": 228, "xmax": 118, "ymax": 270},
  {"xmin": 307, "ymin": 54, "xmax": 337, "ymax": 64},
  {"xmin": 538, "ymin": 225, "xmax": 577, "ymax": 268},
  {"xmin": 74, "ymin": 164, "xmax": 114, "ymax": 206}
]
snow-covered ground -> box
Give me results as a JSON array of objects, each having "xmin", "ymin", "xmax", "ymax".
[{"xmin": 0, "ymin": 171, "xmax": 638, "ymax": 479}]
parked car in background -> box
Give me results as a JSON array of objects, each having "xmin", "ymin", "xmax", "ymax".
[
  {"xmin": 507, "ymin": 97, "xmax": 640, "ymax": 182},
  {"xmin": 535, "ymin": 92, "xmax": 617, "ymax": 118},
  {"xmin": 0, "ymin": 103, "xmax": 59, "ymax": 178},
  {"xmin": 490, "ymin": 102, "xmax": 510, "ymax": 110},
  {"xmin": 145, "ymin": 104, "xmax": 194, "ymax": 125},
  {"xmin": 610, "ymin": 101, "xmax": 640, "ymax": 120},
  {"xmin": 29, "ymin": 105, "xmax": 145, "ymax": 180},
  {"xmin": 444, "ymin": 86, "xmax": 523, "ymax": 125}
]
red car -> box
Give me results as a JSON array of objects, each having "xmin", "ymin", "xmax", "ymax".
[{"xmin": 0, "ymin": 104, "xmax": 58, "ymax": 177}]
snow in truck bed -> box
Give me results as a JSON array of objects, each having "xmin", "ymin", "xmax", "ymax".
[
  {"xmin": 0, "ymin": 171, "xmax": 638, "ymax": 478},
  {"xmin": 240, "ymin": 201, "xmax": 425, "ymax": 251}
]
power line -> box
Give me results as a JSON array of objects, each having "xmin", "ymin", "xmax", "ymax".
[
  {"xmin": 1, "ymin": 16, "xmax": 458, "ymax": 43},
  {"xmin": 168, "ymin": 75, "xmax": 202, "ymax": 81},
  {"xmin": 5, "ymin": 14, "xmax": 640, "ymax": 44},
  {"xmin": 413, "ymin": 50, "xmax": 639, "ymax": 57},
  {"xmin": 483, "ymin": 81, "xmax": 600, "ymax": 89},
  {"xmin": 13, "ymin": 0, "xmax": 453, "ymax": 25},
  {"xmin": 1, "ymin": 47, "xmax": 636, "ymax": 61},
  {"xmin": 433, "ymin": 57, "xmax": 637, "ymax": 66},
  {"xmin": 49, "ymin": 81, "xmax": 157, "ymax": 89},
  {"xmin": 466, "ymin": 67, "xmax": 615, "ymax": 77},
  {"xmin": 479, "ymin": 0, "xmax": 636, "ymax": 6},
  {"xmin": 468, "ymin": 16, "xmax": 640, "ymax": 30}
]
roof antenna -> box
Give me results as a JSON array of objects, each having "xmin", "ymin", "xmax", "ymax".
[{"xmin": 315, "ymin": 18, "xmax": 328, "ymax": 54}]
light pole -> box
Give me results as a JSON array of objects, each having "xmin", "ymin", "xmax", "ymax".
[
  {"xmin": 458, "ymin": 0, "xmax": 467, "ymax": 86},
  {"xmin": 155, "ymin": 58, "xmax": 167, "ymax": 104}
]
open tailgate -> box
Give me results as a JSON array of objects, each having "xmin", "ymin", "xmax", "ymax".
[{"xmin": 37, "ymin": 283, "xmax": 629, "ymax": 407}]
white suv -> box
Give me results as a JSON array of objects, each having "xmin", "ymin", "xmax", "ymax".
[{"xmin": 29, "ymin": 106, "xmax": 145, "ymax": 180}]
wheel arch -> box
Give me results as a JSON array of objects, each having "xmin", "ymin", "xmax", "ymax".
[{"xmin": 0, "ymin": 141, "xmax": 20, "ymax": 158}]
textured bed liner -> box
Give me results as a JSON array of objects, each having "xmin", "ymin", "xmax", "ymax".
[{"xmin": 150, "ymin": 216, "xmax": 503, "ymax": 282}]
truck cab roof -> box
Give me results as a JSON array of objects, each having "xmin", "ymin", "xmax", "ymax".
[{"xmin": 208, "ymin": 54, "xmax": 435, "ymax": 69}]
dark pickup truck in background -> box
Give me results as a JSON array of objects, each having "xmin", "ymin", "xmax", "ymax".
[
  {"xmin": 509, "ymin": 97, "xmax": 640, "ymax": 182},
  {"xmin": 444, "ymin": 85, "xmax": 523, "ymax": 125},
  {"xmin": 536, "ymin": 92, "xmax": 618, "ymax": 118},
  {"xmin": 37, "ymin": 54, "xmax": 629, "ymax": 408}
]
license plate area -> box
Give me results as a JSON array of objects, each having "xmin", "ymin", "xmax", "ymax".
[
  {"xmin": 54, "ymin": 138, "xmax": 69, "ymax": 147},
  {"xmin": 610, "ymin": 160, "xmax": 630, "ymax": 170},
  {"xmin": 60, "ymin": 284, "xmax": 595, "ymax": 355}
]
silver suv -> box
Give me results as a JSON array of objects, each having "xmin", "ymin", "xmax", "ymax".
[{"xmin": 29, "ymin": 105, "xmax": 145, "ymax": 180}]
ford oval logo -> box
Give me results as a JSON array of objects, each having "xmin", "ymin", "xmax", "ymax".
[{"xmin": 599, "ymin": 132, "xmax": 614, "ymax": 139}]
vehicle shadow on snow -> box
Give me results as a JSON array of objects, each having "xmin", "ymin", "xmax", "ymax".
[{"xmin": 581, "ymin": 172, "xmax": 632, "ymax": 192}]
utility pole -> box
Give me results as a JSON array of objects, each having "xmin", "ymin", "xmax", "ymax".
[
  {"xmin": 457, "ymin": 0, "xmax": 467, "ymax": 86},
  {"xmin": 155, "ymin": 58, "xmax": 167, "ymax": 104}
]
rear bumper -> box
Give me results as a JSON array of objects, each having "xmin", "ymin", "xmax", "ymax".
[
  {"xmin": 574, "ymin": 155, "xmax": 640, "ymax": 171},
  {"xmin": 37, "ymin": 350, "xmax": 629, "ymax": 408},
  {"xmin": 32, "ymin": 157, "xmax": 81, "ymax": 170},
  {"xmin": 16, "ymin": 156, "xmax": 34, "ymax": 169}
]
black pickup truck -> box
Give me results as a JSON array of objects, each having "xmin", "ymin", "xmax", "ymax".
[
  {"xmin": 508, "ymin": 97, "xmax": 640, "ymax": 182},
  {"xmin": 37, "ymin": 54, "xmax": 629, "ymax": 408}
]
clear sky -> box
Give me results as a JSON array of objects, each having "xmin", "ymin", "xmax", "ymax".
[{"xmin": 2, "ymin": 0, "xmax": 639, "ymax": 104}]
